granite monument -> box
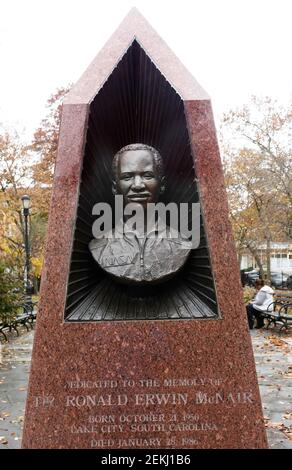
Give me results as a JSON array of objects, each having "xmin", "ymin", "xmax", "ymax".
[{"xmin": 22, "ymin": 8, "xmax": 267, "ymax": 448}]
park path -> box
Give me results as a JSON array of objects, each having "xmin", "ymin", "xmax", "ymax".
[
  {"xmin": 251, "ymin": 329, "xmax": 292, "ymax": 448},
  {"xmin": 0, "ymin": 330, "xmax": 32, "ymax": 449},
  {"xmin": 0, "ymin": 328, "xmax": 291, "ymax": 449}
]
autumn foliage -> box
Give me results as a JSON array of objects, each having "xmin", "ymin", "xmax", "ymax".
[
  {"xmin": 220, "ymin": 96, "xmax": 291, "ymax": 279},
  {"xmin": 0, "ymin": 86, "xmax": 71, "ymax": 318}
]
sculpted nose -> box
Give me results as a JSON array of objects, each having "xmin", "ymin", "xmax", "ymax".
[{"xmin": 132, "ymin": 175, "xmax": 145, "ymax": 190}]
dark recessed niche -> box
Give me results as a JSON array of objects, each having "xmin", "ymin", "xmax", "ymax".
[{"xmin": 64, "ymin": 40, "xmax": 219, "ymax": 321}]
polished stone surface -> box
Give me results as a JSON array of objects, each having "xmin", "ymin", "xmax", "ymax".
[
  {"xmin": 22, "ymin": 9, "xmax": 267, "ymax": 448},
  {"xmin": 2, "ymin": 330, "xmax": 291, "ymax": 449}
]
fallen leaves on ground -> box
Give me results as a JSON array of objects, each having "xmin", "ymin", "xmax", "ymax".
[
  {"xmin": 283, "ymin": 371, "xmax": 292, "ymax": 378},
  {"xmin": 258, "ymin": 334, "xmax": 292, "ymax": 356},
  {"xmin": 264, "ymin": 419, "xmax": 292, "ymax": 439},
  {"xmin": 278, "ymin": 368, "xmax": 292, "ymax": 378},
  {"xmin": 0, "ymin": 436, "xmax": 8, "ymax": 445},
  {"xmin": 267, "ymin": 336, "xmax": 286, "ymax": 347}
]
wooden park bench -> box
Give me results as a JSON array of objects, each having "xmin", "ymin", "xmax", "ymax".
[{"xmin": 260, "ymin": 293, "xmax": 292, "ymax": 332}]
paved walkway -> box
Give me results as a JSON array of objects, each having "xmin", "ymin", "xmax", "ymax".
[
  {"xmin": 0, "ymin": 329, "xmax": 32, "ymax": 449},
  {"xmin": 0, "ymin": 328, "xmax": 291, "ymax": 449},
  {"xmin": 251, "ymin": 329, "xmax": 292, "ymax": 448}
]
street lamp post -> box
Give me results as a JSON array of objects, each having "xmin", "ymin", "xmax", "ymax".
[{"xmin": 21, "ymin": 195, "xmax": 33, "ymax": 312}]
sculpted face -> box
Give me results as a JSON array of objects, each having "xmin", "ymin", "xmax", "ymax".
[
  {"xmin": 115, "ymin": 149, "xmax": 161, "ymax": 208},
  {"xmin": 87, "ymin": 145, "xmax": 193, "ymax": 291}
]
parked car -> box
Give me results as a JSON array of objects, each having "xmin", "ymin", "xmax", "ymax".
[
  {"xmin": 243, "ymin": 270, "xmax": 289, "ymax": 288},
  {"xmin": 270, "ymin": 272, "xmax": 288, "ymax": 289},
  {"xmin": 244, "ymin": 270, "xmax": 260, "ymax": 286}
]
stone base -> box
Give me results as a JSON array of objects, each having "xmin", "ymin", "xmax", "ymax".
[{"xmin": 22, "ymin": 315, "xmax": 267, "ymax": 448}]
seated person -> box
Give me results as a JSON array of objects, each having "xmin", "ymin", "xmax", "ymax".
[{"xmin": 246, "ymin": 279, "xmax": 275, "ymax": 329}]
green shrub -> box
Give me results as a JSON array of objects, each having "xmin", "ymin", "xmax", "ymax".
[{"xmin": 0, "ymin": 261, "xmax": 22, "ymax": 323}]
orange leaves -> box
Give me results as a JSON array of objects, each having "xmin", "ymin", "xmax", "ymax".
[{"xmin": 220, "ymin": 97, "xmax": 291, "ymax": 266}]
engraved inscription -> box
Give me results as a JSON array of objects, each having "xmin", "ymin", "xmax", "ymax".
[{"xmin": 32, "ymin": 376, "xmax": 255, "ymax": 448}]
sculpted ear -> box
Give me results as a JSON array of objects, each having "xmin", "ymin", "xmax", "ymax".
[
  {"xmin": 112, "ymin": 180, "xmax": 117, "ymax": 195},
  {"xmin": 160, "ymin": 176, "xmax": 166, "ymax": 195}
]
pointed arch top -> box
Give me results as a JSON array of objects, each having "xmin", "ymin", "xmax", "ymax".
[{"xmin": 64, "ymin": 8, "xmax": 209, "ymax": 105}]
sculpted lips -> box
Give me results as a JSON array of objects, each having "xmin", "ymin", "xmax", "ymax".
[{"xmin": 127, "ymin": 193, "xmax": 150, "ymax": 200}]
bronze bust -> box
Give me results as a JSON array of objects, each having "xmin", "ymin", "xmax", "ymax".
[{"xmin": 89, "ymin": 144, "xmax": 192, "ymax": 285}]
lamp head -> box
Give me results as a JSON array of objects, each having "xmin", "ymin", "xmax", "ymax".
[{"xmin": 21, "ymin": 195, "xmax": 30, "ymax": 210}]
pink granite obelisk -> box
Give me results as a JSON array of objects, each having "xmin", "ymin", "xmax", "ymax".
[{"xmin": 22, "ymin": 8, "xmax": 267, "ymax": 448}]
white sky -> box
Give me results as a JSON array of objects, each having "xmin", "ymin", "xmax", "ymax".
[{"xmin": 0, "ymin": 0, "xmax": 291, "ymax": 140}]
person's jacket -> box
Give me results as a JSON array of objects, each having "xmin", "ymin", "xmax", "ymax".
[{"xmin": 252, "ymin": 285, "xmax": 274, "ymax": 312}]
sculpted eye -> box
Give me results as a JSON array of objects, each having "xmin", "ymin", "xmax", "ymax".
[
  {"xmin": 121, "ymin": 175, "xmax": 132, "ymax": 181},
  {"xmin": 144, "ymin": 173, "xmax": 155, "ymax": 179}
]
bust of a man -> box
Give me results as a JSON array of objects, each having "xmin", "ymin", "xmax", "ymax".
[{"xmin": 89, "ymin": 144, "xmax": 191, "ymax": 285}]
